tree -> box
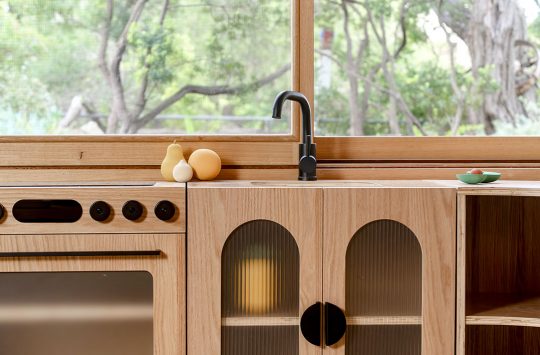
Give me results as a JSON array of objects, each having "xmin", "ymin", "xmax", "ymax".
[
  {"xmin": 88, "ymin": 0, "xmax": 291, "ymax": 133},
  {"xmin": 438, "ymin": 0, "xmax": 532, "ymax": 134}
]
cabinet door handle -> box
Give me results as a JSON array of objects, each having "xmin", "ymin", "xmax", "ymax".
[
  {"xmin": 324, "ymin": 302, "xmax": 347, "ymax": 346},
  {"xmin": 0, "ymin": 250, "xmax": 162, "ymax": 258},
  {"xmin": 300, "ymin": 302, "xmax": 322, "ymax": 346}
]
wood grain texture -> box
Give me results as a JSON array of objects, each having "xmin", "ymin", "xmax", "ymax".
[
  {"xmin": 0, "ymin": 233, "xmax": 184, "ymax": 355},
  {"xmin": 323, "ymin": 187, "xmax": 456, "ymax": 355},
  {"xmin": 458, "ymin": 194, "xmax": 540, "ymax": 355},
  {"xmin": 187, "ymin": 186, "xmax": 323, "ymax": 355},
  {"xmin": 316, "ymin": 136, "xmax": 540, "ymax": 161},
  {"xmin": 4, "ymin": 167, "xmax": 540, "ymax": 183},
  {"xmin": 0, "ymin": 184, "xmax": 185, "ymax": 234},
  {"xmin": 0, "ymin": 142, "xmax": 298, "ymax": 167},
  {"xmin": 465, "ymin": 325, "xmax": 540, "ymax": 355},
  {"xmin": 467, "ymin": 295, "xmax": 540, "ymax": 327}
]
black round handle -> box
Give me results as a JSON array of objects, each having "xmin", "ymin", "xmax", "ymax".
[
  {"xmin": 122, "ymin": 200, "xmax": 144, "ymax": 221},
  {"xmin": 154, "ymin": 200, "xmax": 176, "ymax": 221},
  {"xmin": 90, "ymin": 201, "xmax": 111, "ymax": 222},
  {"xmin": 0, "ymin": 204, "xmax": 4, "ymax": 221},
  {"xmin": 324, "ymin": 302, "xmax": 347, "ymax": 346},
  {"xmin": 300, "ymin": 302, "xmax": 322, "ymax": 346}
]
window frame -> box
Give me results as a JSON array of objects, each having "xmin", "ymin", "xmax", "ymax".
[{"xmin": 1, "ymin": 0, "xmax": 540, "ymax": 172}]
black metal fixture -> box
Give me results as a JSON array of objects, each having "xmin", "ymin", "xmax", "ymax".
[
  {"xmin": 300, "ymin": 302, "xmax": 347, "ymax": 347},
  {"xmin": 154, "ymin": 200, "xmax": 176, "ymax": 221},
  {"xmin": 324, "ymin": 302, "xmax": 347, "ymax": 346},
  {"xmin": 0, "ymin": 204, "xmax": 4, "ymax": 221},
  {"xmin": 122, "ymin": 200, "xmax": 144, "ymax": 221},
  {"xmin": 90, "ymin": 201, "xmax": 111, "ymax": 222},
  {"xmin": 272, "ymin": 90, "xmax": 317, "ymax": 181},
  {"xmin": 300, "ymin": 302, "xmax": 322, "ymax": 346}
]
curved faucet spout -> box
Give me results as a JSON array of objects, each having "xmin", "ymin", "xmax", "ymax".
[
  {"xmin": 272, "ymin": 90, "xmax": 317, "ymax": 181},
  {"xmin": 272, "ymin": 90, "xmax": 313, "ymax": 146}
]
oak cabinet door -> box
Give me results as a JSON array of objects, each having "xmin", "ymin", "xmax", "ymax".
[
  {"xmin": 188, "ymin": 187, "xmax": 323, "ymax": 355},
  {"xmin": 323, "ymin": 188, "xmax": 456, "ymax": 355}
]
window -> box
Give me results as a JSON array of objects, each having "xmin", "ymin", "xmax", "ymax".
[
  {"xmin": 0, "ymin": 0, "xmax": 291, "ymax": 135},
  {"xmin": 314, "ymin": 0, "xmax": 540, "ymax": 137}
]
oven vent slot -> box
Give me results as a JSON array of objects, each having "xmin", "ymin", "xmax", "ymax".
[{"xmin": 12, "ymin": 200, "xmax": 83, "ymax": 223}]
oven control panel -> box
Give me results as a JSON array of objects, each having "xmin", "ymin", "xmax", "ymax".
[{"xmin": 0, "ymin": 182, "xmax": 185, "ymax": 234}]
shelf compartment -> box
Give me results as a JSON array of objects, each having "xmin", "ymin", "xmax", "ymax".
[
  {"xmin": 466, "ymin": 294, "xmax": 540, "ymax": 327},
  {"xmin": 466, "ymin": 325, "xmax": 540, "ymax": 354}
]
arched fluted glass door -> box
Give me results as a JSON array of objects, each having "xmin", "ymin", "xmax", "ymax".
[
  {"xmin": 221, "ymin": 220, "xmax": 300, "ymax": 355},
  {"xmin": 346, "ymin": 219, "xmax": 422, "ymax": 354}
]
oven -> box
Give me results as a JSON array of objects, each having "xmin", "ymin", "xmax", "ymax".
[{"xmin": 0, "ymin": 182, "xmax": 185, "ymax": 355}]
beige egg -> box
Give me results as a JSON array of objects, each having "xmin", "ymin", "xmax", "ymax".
[{"xmin": 188, "ymin": 149, "xmax": 221, "ymax": 181}]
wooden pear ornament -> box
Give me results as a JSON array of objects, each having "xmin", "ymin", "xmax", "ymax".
[
  {"xmin": 161, "ymin": 141, "xmax": 184, "ymax": 182},
  {"xmin": 172, "ymin": 160, "xmax": 193, "ymax": 182}
]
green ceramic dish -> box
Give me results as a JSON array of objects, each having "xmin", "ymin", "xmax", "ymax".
[
  {"xmin": 456, "ymin": 173, "xmax": 487, "ymax": 184},
  {"xmin": 482, "ymin": 171, "xmax": 501, "ymax": 183}
]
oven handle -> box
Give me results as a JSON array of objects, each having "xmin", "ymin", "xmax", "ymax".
[{"xmin": 0, "ymin": 250, "xmax": 163, "ymax": 258}]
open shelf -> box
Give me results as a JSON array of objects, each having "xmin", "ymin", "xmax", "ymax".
[
  {"xmin": 466, "ymin": 294, "xmax": 540, "ymax": 327},
  {"xmin": 462, "ymin": 195, "xmax": 540, "ymax": 354}
]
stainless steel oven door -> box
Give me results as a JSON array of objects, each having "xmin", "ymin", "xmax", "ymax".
[{"xmin": 0, "ymin": 234, "xmax": 183, "ymax": 355}]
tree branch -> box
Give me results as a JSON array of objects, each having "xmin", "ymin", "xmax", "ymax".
[
  {"xmin": 132, "ymin": 63, "xmax": 291, "ymax": 132},
  {"xmin": 132, "ymin": 0, "xmax": 170, "ymax": 119},
  {"xmin": 98, "ymin": 0, "xmax": 113, "ymax": 83}
]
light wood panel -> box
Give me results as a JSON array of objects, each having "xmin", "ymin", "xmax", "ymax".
[
  {"xmin": 0, "ymin": 142, "xmax": 298, "ymax": 167},
  {"xmin": 323, "ymin": 187, "xmax": 456, "ymax": 355},
  {"xmin": 0, "ymin": 233, "xmax": 184, "ymax": 355},
  {"xmin": 0, "ymin": 184, "xmax": 185, "ymax": 234},
  {"xmin": 467, "ymin": 295, "xmax": 540, "ymax": 327},
  {"xmin": 187, "ymin": 186, "xmax": 322, "ymax": 355},
  {"xmin": 316, "ymin": 136, "xmax": 540, "ymax": 161},
  {"xmin": 5, "ymin": 167, "xmax": 540, "ymax": 183}
]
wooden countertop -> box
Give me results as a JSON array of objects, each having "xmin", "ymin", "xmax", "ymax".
[{"xmin": 187, "ymin": 180, "xmax": 540, "ymax": 196}]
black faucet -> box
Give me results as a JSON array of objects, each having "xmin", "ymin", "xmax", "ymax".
[{"xmin": 272, "ymin": 91, "xmax": 317, "ymax": 181}]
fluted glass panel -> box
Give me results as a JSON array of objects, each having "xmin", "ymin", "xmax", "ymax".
[
  {"xmin": 222, "ymin": 326, "xmax": 299, "ymax": 355},
  {"xmin": 222, "ymin": 220, "xmax": 299, "ymax": 317},
  {"xmin": 221, "ymin": 220, "xmax": 299, "ymax": 355},
  {"xmin": 346, "ymin": 325, "xmax": 421, "ymax": 355},
  {"xmin": 346, "ymin": 220, "xmax": 422, "ymax": 355},
  {"xmin": 346, "ymin": 219, "xmax": 422, "ymax": 316}
]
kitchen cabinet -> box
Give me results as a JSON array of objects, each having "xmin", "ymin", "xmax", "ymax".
[
  {"xmin": 456, "ymin": 184, "xmax": 540, "ymax": 355},
  {"xmin": 187, "ymin": 181, "xmax": 456, "ymax": 355}
]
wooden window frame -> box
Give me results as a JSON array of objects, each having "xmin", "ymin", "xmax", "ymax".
[{"xmin": 1, "ymin": 0, "xmax": 540, "ymax": 181}]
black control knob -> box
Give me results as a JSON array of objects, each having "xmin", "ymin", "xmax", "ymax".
[
  {"xmin": 154, "ymin": 200, "xmax": 176, "ymax": 221},
  {"xmin": 0, "ymin": 204, "xmax": 4, "ymax": 221},
  {"xmin": 122, "ymin": 200, "xmax": 144, "ymax": 221},
  {"xmin": 90, "ymin": 201, "xmax": 111, "ymax": 222}
]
